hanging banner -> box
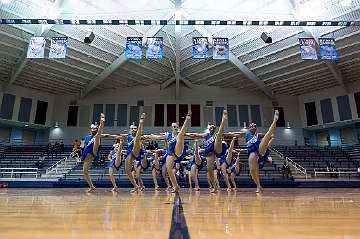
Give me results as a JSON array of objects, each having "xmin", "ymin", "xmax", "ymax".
[
  {"xmin": 27, "ymin": 37, "xmax": 46, "ymax": 58},
  {"xmin": 192, "ymin": 37, "xmax": 209, "ymax": 59},
  {"xmin": 319, "ymin": 38, "xmax": 337, "ymax": 60},
  {"xmin": 213, "ymin": 37, "xmax": 229, "ymax": 60},
  {"xmin": 49, "ymin": 37, "xmax": 68, "ymax": 59},
  {"xmin": 146, "ymin": 37, "xmax": 163, "ymax": 59},
  {"xmin": 299, "ymin": 38, "xmax": 318, "ymax": 60},
  {"xmin": 0, "ymin": 19, "xmax": 358, "ymax": 26},
  {"xmin": 125, "ymin": 37, "xmax": 143, "ymax": 59}
]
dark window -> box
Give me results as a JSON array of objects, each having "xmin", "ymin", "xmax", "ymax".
[
  {"xmin": 227, "ymin": 105, "xmax": 238, "ymax": 127},
  {"xmin": 191, "ymin": 104, "xmax": 201, "ymax": 127},
  {"xmin": 337, "ymin": 95, "xmax": 352, "ymax": 121},
  {"xmin": 0, "ymin": 93, "xmax": 15, "ymax": 120},
  {"xmin": 105, "ymin": 104, "xmax": 115, "ymax": 127},
  {"xmin": 250, "ymin": 105, "xmax": 262, "ymax": 126},
  {"xmin": 92, "ymin": 104, "xmax": 103, "ymax": 123},
  {"xmin": 167, "ymin": 104, "xmax": 176, "ymax": 126},
  {"xmin": 305, "ymin": 102, "xmax": 318, "ymax": 126},
  {"xmin": 34, "ymin": 101, "xmax": 48, "ymax": 125},
  {"xmin": 320, "ymin": 98, "xmax": 334, "ymax": 123},
  {"xmin": 67, "ymin": 106, "xmax": 79, "ymax": 126},
  {"xmin": 238, "ymin": 105, "xmax": 249, "ymax": 126},
  {"xmin": 154, "ymin": 104, "xmax": 164, "ymax": 127},
  {"xmin": 18, "ymin": 97, "xmax": 32, "ymax": 122},
  {"xmin": 117, "ymin": 104, "xmax": 127, "ymax": 127},
  {"xmin": 129, "ymin": 106, "xmax": 140, "ymax": 126},
  {"xmin": 274, "ymin": 107, "xmax": 285, "ymax": 127},
  {"xmin": 215, "ymin": 107, "xmax": 224, "ymax": 126},
  {"xmin": 354, "ymin": 92, "xmax": 360, "ymax": 118},
  {"xmin": 179, "ymin": 104, "xmax": 188, "ymax": 126}
]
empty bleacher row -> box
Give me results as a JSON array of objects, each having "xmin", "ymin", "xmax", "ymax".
[
  {"xmin": 275, "ymin": 146, "xmax": 360, "ymax": 177},
  {"xmin": 343, "ymin": 144, "xmax": 360, "ymax": 162},
  {"xmin": 60, "ymin": 147, "xmax": 292, "ymax": 187},
  {"xmin": 0, "ymin": 142, "xmax": 297, "ymax": 186},
  {"xmin": 0, "ymin": 145, "xmax": 72, "ymax": 177}
]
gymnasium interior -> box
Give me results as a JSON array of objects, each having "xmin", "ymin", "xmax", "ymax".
[{"xmin": 0, "ymin": 0, "xmax": 360, "ymax": 238}]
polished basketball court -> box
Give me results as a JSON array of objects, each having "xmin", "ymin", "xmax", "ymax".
[{"xmin": 1, "ymin": 188, "xmax": 359, "ymax": 239}]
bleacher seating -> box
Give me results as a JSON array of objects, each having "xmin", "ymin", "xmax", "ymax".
[
  {"xmin": 275, "ymin": 146, "xmax": 360, "ymax": 177},
  {"xmin": 343, "ymin": 144, "xmax": 360, "ymax": 162},
  {"xmin": 0, "ymin": 143, "xmax": 294, "ymax": 185},
  {"xmin": 60, "ymin": 147, "xmax": 292, "ymax": 187},
  {"xmin": 0, "ymin": 145, "xmax": 72, "ymax": 177}
]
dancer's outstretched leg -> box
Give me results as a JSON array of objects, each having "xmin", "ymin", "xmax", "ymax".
[
  {"xmin": 133, "ymin": 113, "xmax": 146, "ymax": 156},
  {"xmin": 207, "ymin": 155, "xmax": 215, "ymax": 192},
  {"xmin": 174, "ymin": 111, "xmax": 192, "ymax": 156},
  {"xmin": 84, "ymin": 113, "xmax": 105, "ymax": 193},
  {"xmin": 214, "ymin": 110, "xmax": 227, "ymax": 154},
  {"xmin": 92, "ymin": 113, "xmax": 105, "ymax": 156},
  {"xmin": 249, "ymin": 153, "xmax": 261, "ymax": 193},
  {"xmin": 109, "ymin": 167, "xmax": 117, "ymax": 191},
  {"xmin": 259, "ymin": 110, "xmax": 279, "ymax": 156},
  {"xmin": 125, "ymin": 156, "xmax": 139, "ymax": 192},
  {"xmin": 221, "ymin": 137, "xmax": 235, "ymax": 191},
  {"xmin": 230, "ymin": 173, "xmax": 237, "ymax": 189},
  {"xmin": 166, "ymin": 156, "xmax": 178, "ymax": 192},
  {"xmin": 161, "ymin": 164, "xmax": 171, "ymax": 190},
  {"xmin": 83, "ymin": 157, "xmax": 95, "ymax": 192}
]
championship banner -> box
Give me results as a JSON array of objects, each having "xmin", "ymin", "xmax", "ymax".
[
  {"xmin": 213, "ymin": 37, "xmax": 229, "ymax": 60},
  {"xmin": 146, "ymin": 37, "xmax": 163, "ymax": 59},
  {"xmin": 27, "ymin": 37, "xmax": 46, "ymax": 58},
  {"xmin": 125, "ymin": 37, "xmax": 143, "ymax": 59},
  {"xmin": 49, "ymin": 37, "xmax": 68, "ymax": 59},
  {"xmin": 319, "ymin": 38, "xmax": 337, "ymax": 60},
  {"xmin": 192, "ymin": 37, "xmax": 209, "ymax": 59},
  {"xmin": 299, "ymin": 38, "xmax": 318, "ymax": 60}
]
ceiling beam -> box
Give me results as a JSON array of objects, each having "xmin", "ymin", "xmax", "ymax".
[
  {"xmin": 228, "ymin": 53, "xmax": 274, "ymax": 99},
  {"xmin": 161, "ymin": 77, "xmax": 175, "ymax": 89},
  {"xmin": 208, "ymin": 72, "xmax": 242, "ymax": 86},
  {"xmin": 264, "ymin": 62, "xmax": 326, "ymax": 83},
  {"xmin": 180, "ymin": 77, "xmax": 193, "ymax": 89},
  {"xmin": 184, "ymin": 61, "xmax": 227, "ymax": 78},
  {"xmin": 166, "ymin": 32, "xmax": 176, "ymax": 75},
  {"xmin": 175, "ymin": 0, "xmax": 182, "ymax": 99},
  {"xmin": 192, "ymin": 66, "xmax": 235, "ymax": 84},
  {"xmin": 81, "ymin": 14, "xmax": 173, "ymax": 98},
  {"xmin": 2, "ymin": 0, "xmax": 65, "ymax": 92},
  {"xmin": 288, "ymin": 0, "xmax": 349, "ymax": 92},
  {"xmin": 181, "ymin": 10, "xmax": 274, "ymax": 99}
]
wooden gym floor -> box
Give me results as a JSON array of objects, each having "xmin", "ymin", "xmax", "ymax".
[{"xmin": 0, "ymin": 188, "xmax": 360, "ymax": 239}]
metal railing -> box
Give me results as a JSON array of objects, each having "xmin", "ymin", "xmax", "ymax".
[
  {"xmin": 314, "ymin": 168, "xmax": 360, "ymax": 177},
  {"xmin": 45, "ymin": 157, "xmax": 67, "ymax": 175},
  {"xmin": 0, "ymin": 168, "xmax": 38, "ymax": 178},
  {"xmin": 45, "ymin": 151, "xmax": 80, "ymax": 176},
  {"xmin": 272, "ymin": 148, "xmax": 308, "ymax": 179}
]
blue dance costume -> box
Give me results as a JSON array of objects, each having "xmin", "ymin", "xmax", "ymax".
[
  {"xmin": 108, "ymin": 149, "xmax": 121, "ymax": 171},
  {"xmin": 81, "ymin": 134, "xmax": 99, "ymax": 161},
  {"xmin": 219, "ymin": 149, "xmax": 234, "ymax": 169},
  {"xmin": 152, "ymin": 155, "xmax": 162, "ymax": 174},
  {"xmin": 246, "ymin": 132, "xmax": 271, "ymax": 168},
  {"xmin": 124, "ymin": 134, "xmax": 143, "ymax": 161},
  {"xmin": 246, "ymin": 132, "xmax": 261, "ymax": 158},
  {"xmin": 167, "ymin": 132, "xmax": 189, "ymax": 163},
  {"xmin": 203, "ymin": 133, "xmax": 227, "ymax": 157},
  {"xmin": 258, "ymin": 148, "xmax": 271, "ymax": 169},
  {"xmin": 231, "ymin": 163, "xmax": 241, "ymax": 176},
  {"xmin": 135, "ymin": 148, "xmax": 147, "ymax": 170},
  {"xmin": 188, "ymin": 150, "xmax": 205, "ymax": 171}
]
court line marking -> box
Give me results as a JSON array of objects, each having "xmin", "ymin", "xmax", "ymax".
[{"xmin": 168, "ymin": 192, "xmax": 191, "ymax": 239}]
